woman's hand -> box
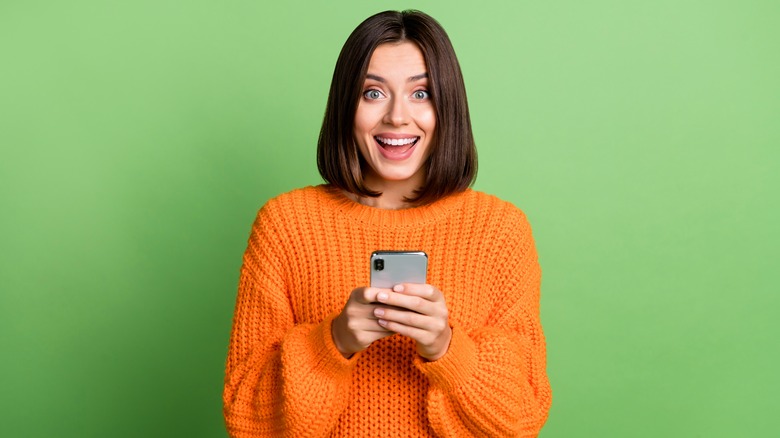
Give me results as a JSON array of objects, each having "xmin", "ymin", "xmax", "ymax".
[
  {"xmin": 373, "ymin": 284, "xmax": 452, "ymax": 361},
  {"xmin": 332, "ymin": 287, "xmax": 395, "ymax": 358}
]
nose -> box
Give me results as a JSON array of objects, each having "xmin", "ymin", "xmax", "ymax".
[{"xmin": 383, "ymin": 96, "xmax": 410, "ymax": 126}]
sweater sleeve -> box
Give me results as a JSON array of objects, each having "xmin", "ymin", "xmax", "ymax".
[
  {"xmin": 223, "ymin": 206, "xmax": 358, "ymax": 438},
  {"xmin": 414, "ymin": 211, "xmax": 552, "ymax": 437}
]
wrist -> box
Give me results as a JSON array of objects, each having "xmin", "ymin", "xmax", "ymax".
[
  {"xmin": 331, "ymin": 314, "xmax": 355, "ymax": 359},
  {"xmin": 420, "ymin": 325, "xmax": 452, "ymax": 361}
]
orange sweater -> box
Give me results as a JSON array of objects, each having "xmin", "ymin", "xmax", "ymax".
[{"xmin": 224, "ymin": 185, "xmax": 551, "ymax": 437}]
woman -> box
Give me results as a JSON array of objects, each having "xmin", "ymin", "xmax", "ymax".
[{"xmin": 223, "ymin": 10, "xmax": 551, "ymax": 437}]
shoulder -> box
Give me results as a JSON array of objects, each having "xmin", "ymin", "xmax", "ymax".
[
  {"xmin": 461, "ymin": 189, "xmax": 532, "ymax": 228},
  {"xmin": 456, "ymin": 189, "xmax": 537, "ymax": 253},
  {"xmin": 257, "ymin": 185, "xmax": 332, "ymax": 219},
  {"xmin": 263, "ymin": 185, "xmax": 327, "ymax": 209},
  {"xmin": 249, "ymin": 185, "xmax": 343, "ymax": 240},
  {"xmin": 464, "ymin": 190, "xmax": 539, "ymax": 263},
  {"xmin": 244, "ymin": 186, "xmax": 332, "ymax": 250}
]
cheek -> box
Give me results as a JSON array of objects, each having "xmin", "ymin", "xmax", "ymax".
[
  {"xmin": 354, "ymin": 103, "xmax": 383, "ymax": 136},
  {"xmin": 418, "ymin": 106, "xmax": 436, "ymax": 133},
  {"xmin": 353, "ymin": 108, "xmax": 375, "ymax": 159},
  {"xmin": 353, "ymin": 106, "xmax": 370, "ymax": 137}
]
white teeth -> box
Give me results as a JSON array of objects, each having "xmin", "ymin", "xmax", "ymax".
[{"xmin": 376, "ymin": 136, "xmax": 418, "ymax": 146}]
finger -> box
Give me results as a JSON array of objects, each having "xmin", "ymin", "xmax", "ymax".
[
  {"xmin": 376, "ymin": 318, "xmax": 434, "ymax": 344},
  {"xmin": 350, "ymin": 307, "xmax": 395, "ymax": 330},
  {"xmin": 371, "ymin": 304, "xmax": 410, "ymax": 314},
  {"xmin": 374, "ymin": 307, "xmax": 433, "ymax": 330},
  {"xmin": 345, "ymin": 316, "xmax": 393, "ymax": 334},
  {"xmin": 392, "ymin": 283, "xmax": 443, "ymax": 302},
  {"xmin": 353, "ymin": 287, "xmax": 389, "ymax": 304},
  {"xmin": 376, "ymin": 290, "xmax": 436, "ymax": 315},
  {"xmin": 364, "ymin": 325, "xmax": 394, "ymax": 333}
]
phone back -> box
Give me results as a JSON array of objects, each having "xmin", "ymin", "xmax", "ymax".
[{"xmin": 370, "ymin": 251, "xmax": 428, "ymax": 289}]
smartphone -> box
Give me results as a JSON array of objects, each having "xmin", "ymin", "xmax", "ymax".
[{"xmin": 370, "ymin": 250, "xmax": 428, "ymax": 289}]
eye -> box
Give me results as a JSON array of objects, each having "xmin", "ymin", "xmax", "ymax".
[
  {"xmin": 412, "ymin": 90, "xmax": 430, "ymax": 100},
  {"xmin": 363, "ymin": 89, "xmax": 384, "ymax": 100}
]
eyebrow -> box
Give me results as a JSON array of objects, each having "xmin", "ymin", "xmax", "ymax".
[{"xmin": 365, "ymin": 73, "xmax": 428, "ymax": 83}]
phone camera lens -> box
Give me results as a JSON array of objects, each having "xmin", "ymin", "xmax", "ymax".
[{"xmin": 374, "ymin": 258, "xmax": 384, "ymax": 271}]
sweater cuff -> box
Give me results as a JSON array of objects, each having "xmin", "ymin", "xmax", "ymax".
[
  {"xmin": 306, "ymin": 312, "xmax": 362, "ymax": 372},
  {"xmin": 413, "ymin": 326, "xmax": 478, "ymax": 392}
]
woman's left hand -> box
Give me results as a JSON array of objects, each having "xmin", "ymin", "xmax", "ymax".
[{"xmin": 373, "ymin": 283, "xmax": 452, "ymax": 361}]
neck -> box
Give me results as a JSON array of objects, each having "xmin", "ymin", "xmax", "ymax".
[
  {"xmin": 351, "ymin": 173, "xmax": 424, "ymax": 210},
  {"xmin": 351, "ymin": 191, "xmax": 412, "ymax": 210}
]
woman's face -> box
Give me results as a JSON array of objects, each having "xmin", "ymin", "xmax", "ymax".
[{"xmin": 353, "ymin": 41, "xmax": 436, "ymax": 191}]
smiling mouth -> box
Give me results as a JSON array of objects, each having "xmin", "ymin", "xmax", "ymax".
[{"xmin": 374, "ymin": 136, "xmax": 419, "ymax": 153}]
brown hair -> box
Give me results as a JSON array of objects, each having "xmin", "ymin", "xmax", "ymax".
[{"xmin": 317, "ymin": 10, "xmax": 477, "ymax": 205}]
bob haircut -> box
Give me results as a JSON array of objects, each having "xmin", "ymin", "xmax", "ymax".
[{"xmin": 317, "ymin": 10, "xmax": 477, "ymax": 206}]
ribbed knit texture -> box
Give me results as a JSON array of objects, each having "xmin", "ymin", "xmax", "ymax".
[{"xmin": 223, "ymin": 185, "xmax": 551, "ymax": 437}]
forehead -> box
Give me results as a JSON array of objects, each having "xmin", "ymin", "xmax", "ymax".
[{"xmin": 366, "ymin": 42, "xmax": 427, "ymax": 77}]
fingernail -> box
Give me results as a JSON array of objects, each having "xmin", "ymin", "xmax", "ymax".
[
  {"xmin": 377, "ymin": 319, "xmax": 387, "ymax": 326},
  {"xmin": 393, "ymin": 284, "xmax": 404, "ymax": 292},
  {"xmin": 377, "ymin": 292, "xmax": 388, "ymax": 301},
  {"xmin": 374, "ymin": 308, "xmax": 384, "ymax": 317}
]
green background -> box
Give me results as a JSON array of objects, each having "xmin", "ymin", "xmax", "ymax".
[{"xmin": 1, "ymin": 0, "xmax": 777, "ymax": 436}]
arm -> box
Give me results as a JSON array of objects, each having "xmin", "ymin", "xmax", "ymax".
[
  {"xmin": 416, "ymin": 214, "xmax": 551, "ymax": 437},
  {"xmin": 223, "ymin": 208, "xmax": 357, "ymax": 438}
]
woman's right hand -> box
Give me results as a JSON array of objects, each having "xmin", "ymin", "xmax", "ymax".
[{"xmin": 331, "ymin": 287, "xmax": 394, "ymax": 358}]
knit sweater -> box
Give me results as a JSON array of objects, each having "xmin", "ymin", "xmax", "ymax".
[{"xmin": 223, "ymin": 185, "xmax": 551, "ymax": 437}]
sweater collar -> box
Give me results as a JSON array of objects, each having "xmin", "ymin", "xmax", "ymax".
[{"xmin": 318, "ymin": 184, "xmax": 472, "ymax": 228}]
